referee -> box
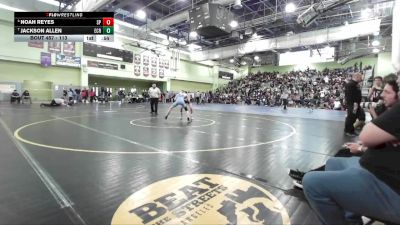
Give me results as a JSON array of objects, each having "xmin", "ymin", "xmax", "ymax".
[
  {"xmin": 148, "ymin": 83, "xmax": 161, "ymax": 115},
  {"xmin": 344, "ymin": 72, "xmax": 363, "ymax": 136}
]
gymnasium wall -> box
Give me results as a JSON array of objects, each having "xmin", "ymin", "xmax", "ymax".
[
  {"xmin": 0, "ymin": 60, "xmax": 81, "ymax": 85},
  {"xmin": 0, "ymin": 16, "xmax": 81, "ymax": 90},
  {"xmin": 376, "ymin": 52, "xmax": 396, "ymax": 76},
  {"xmin": 174, "ymin": 60, "xmax": 215, "ymax": 84},
  {"xmin": 88, "ymin": 76, "xmax": 164, "ymax": 93},
  {"xmin": 0, "ymin": 11, "xmax": 217, "ymax": 91},
  {"xmin": 251, "ymin": 65, "xmax": 295, "ymax": 73},
  {"xmin": 0, "ymin": 8, "xmax": 396, "ymax": 93},
  {"xmin": 170, "ymin": 80, "xmax": 213, "ymax": 92},
  {"xmin": 250, "ymin": 54, "xmax": 394, "ymax": 76}
]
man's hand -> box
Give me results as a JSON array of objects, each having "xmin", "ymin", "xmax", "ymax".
[
  {"xmin": 344, "ymin": 142, "xmax": 363, "ymax": 154},
  {"xmin": 369, "ymin": 106, "xmax": 378, "ymax": 119}
]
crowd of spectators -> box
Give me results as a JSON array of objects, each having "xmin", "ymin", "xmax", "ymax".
[{"xmin": 212, "ymin": 66, "xmax": 372, "ymax": 110}]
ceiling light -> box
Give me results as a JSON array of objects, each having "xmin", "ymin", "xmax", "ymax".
[
  {"xmin": 229, "ymin": 58, "xmax": 234, "ymax": 63},
  {"xmin": 254, "ymin": 55, "xmax": 259, "ymax": 61},
  {"xmin": 214, "ymin": 54, "xmax": 219, "ymax": 58},
  {"xmin": 230, "ymin": 20, "xmax": 238, "ymax": 28},
  {"xmin": 285, "ymin": 3, "xmax": 296, "ymax": 13},
  {"xmin": 373, "ymin": 31, "xmax": 380, "ymax": 36},
  {"xmin": 189, "ymin": 31, "xmax": 198, "ymax": 38},
  {"xmin": 241, "ymin": 61, "xmax": 247, "ymax": 65},
  {"xmin": 233, "ymin": 0, "xmax": 243, "ymax": 9},
  {"xmin": 0, "ymin": 3, "xmax": 25, "ymax": 11},
  {"xmin": 372, "ymin": 48, "xmax": 380, "ymax": 54},
  {"xmin": 361, "ymin": 8, "xmax": 372, "ymax": 19},
  {"xmin": 135, "ymin": 9, "xmax": 146, "ymax": 20},
  {"xmin": 372, "ymin": 40, "xmax": 380, "ymax": 46}
]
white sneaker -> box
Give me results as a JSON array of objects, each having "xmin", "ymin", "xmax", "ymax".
[{"xmin": 293, "ymin": 180, "xmax": 303, "ymax": 189}]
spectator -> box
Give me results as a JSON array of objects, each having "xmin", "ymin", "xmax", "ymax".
[
  {"xmin": 89, "ymin": 89, "xmax": 95, "ymax": 103},
  {"xmin": 81, "ymin": 88, "xmax": 88, "ymax": 103},
  {"xmin": 211, "ymin": 67, "xmax": 357, "ymax": 108},
  {"xmin": 21, "ymin": 90, "xmax": 32, "ymax": 104},
  {"xmin": 67, "ymin": 88, "xmax": 74, "ymax": 102},
  {"xmin": 10, "ymin": 90, "xmax": 20, "ymax": 104},
  {"xmin": 301, "ymin": 72, "xmax": 400, "ymax": 225},
  {"xmin": 368, "ymin": 76, "xmax": 383, "ymax": 102},
  {"xmin": 118, "ymin": 89, "xmax": 126, "ymax": 103},
  {"xmin": 195, "ymin": 91, "xmax": 200, "ymax": 104}
]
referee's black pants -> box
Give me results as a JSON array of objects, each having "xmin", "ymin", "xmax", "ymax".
[
  {"xmin": 283, "ymin": 99, "xmax": 288, "ymax": 110},
  {"xmin": 150, "ymin": 98, "xmax": 159, "ymax": 113},
  {"xmin": 345, "ymin": 104, "xmax": 363, "ymax": 133}
]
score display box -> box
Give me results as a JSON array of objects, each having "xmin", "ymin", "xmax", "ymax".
[
  {"xmin": 102, "ymin": 18, "xmax": 114, "ymax": 26},
  {"xmin": 14, "ymin": 12, "xmax": 114, "ymax": 42},
  {"xmin": 102, "ymin": 26, "xmax": 113, "ymax": 34}
]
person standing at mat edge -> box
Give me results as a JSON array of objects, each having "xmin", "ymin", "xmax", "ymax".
[
  {"xmin": 149, "ymin": 83, "xmax": 161, "ymax": 115},
  {"xmin": 344, "ymin": 72, "xmax": 363, "ymax": 136}
]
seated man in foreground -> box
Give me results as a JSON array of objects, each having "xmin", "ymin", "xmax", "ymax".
[
  {"xmin": 289, "ymin": 76, "xmax": 399, "ymax": 188},
  {"xmin": 302, "ymin": 73, "xmax": 400, "ymax": 225}
]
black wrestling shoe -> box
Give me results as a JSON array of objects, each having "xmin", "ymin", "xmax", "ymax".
[
  {"xmin": 288, "ymin": 169, "xmax": 306, "ymax": 182},
  {"xmin": 165, "ymin": 115, "xmax": 168, "ymax": 120}
]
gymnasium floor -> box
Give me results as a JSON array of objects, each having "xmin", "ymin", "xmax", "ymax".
[{"xmin": 0, "ymin": 102, "xmax": 351, "ymax": 225}]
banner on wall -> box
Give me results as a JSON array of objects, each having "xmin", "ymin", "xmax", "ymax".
[
  {"xmin": 134, "ymin": 54, "xmax": 141, "ymax": 64},
  {"xmin": 151, "ymin": 56, "xmax": 157, "ymax": 67},
  {"xmin": 56, "ymin": 54, "xmax": 81, "ymax": 68},
  {"xmin": 83, "ymin": 42, "xmax": 133, "ymax": 62},
  {"xmin": 143, "ymin": 67, "xmax": 149, "ymax": 77},
  {"xmin": 159, "ymin": 68, "xmax": 164, "ymax": 78},
  {"xmin": 87, "ymin": 60, "xmax": 118, "ymax": 70},
  {"xmin": 28, "ymin": 41, "xmax": 43, "ymax": 48},
  {"xmin": 48, "ymin": 42, "xmax": 61, "ymax": 53},
  {"xmin": 40, "ymin": 52, "xmax": 51, "ymax": 67},
  {"xmin": 134, "ymin": 66, "xmax": 141, "ymax": 76},
  {"xmin": 151, "ymin": 68, "xmax": 157, "ymax": 78},
  {"xmin": 143, "ymin": 55, "xmax": 149, "ymax": 66},
  {"xmin": 164, "ymin": 59, "xmax": 169, "ymax": 69},
  {"xmin": 63, "ymin": 42, "xmax": 75, "ymax": 56},
  {"xmin": 219, "ymin": 71, "xmax": 234, "ymax": 80},
  {"xmin": 159, "ymin": 58, "xmax": 164, "ymax": 68}
]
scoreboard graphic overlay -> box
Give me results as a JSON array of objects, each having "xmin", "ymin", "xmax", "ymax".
[{"xmin": 14, "ymin": 12, "xmax": 114, "ymax": 42}]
